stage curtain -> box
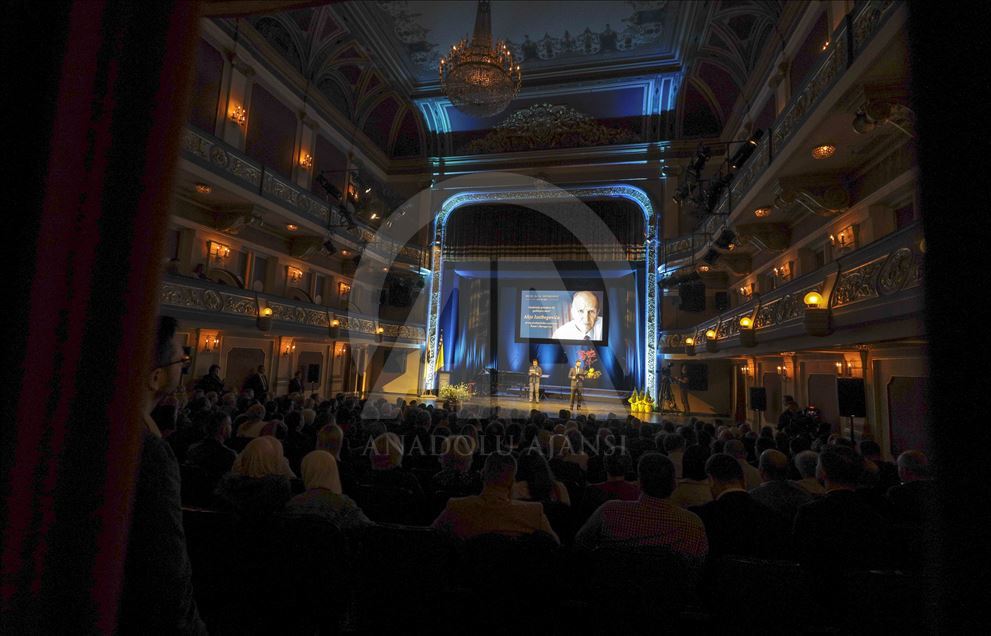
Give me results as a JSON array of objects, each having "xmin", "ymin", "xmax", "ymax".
[
  {"xmin": 0, "ymin": 1, "xmax": 199, "ymax": 632},
  {"xmin": 444, "ymin": 201, "xmax": 645, "ymax": 261}
]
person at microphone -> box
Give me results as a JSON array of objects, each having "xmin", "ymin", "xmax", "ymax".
[
  {"xmin": 552, "ymin": 291, "xmax": 603, "ymax": 341},
  {"xmin": 528, "ymin": 359, "xmax": 543, "ymax": 403}
]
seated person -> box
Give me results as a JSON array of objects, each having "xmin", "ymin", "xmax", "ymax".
[
  {"xmin": 548, "ymin": 433, "xmax": 585, "ymax": 486},
  {"xmin": 431, "ymin": 435, "xmax": 482, "ymax": 495},
  {"xmin": 184, "ymin": 411, "xmax": 236, "ymax": 483},
  {"xmin": 512, "ymin": 449, "xmax": 570, "ymax": 506},
  {"xmin": 316, "ymin": 423, "xmax": 356, "ymax": 492},
  {"xmin": 793, "ymin": 446, "xmax": 896, "ymax": 579},
  {"xmin": 586, "ymin": 451, "xmax": 640, "ymax": 501},
  {"xmin": 217, "ymin": 436, "xmax": 293, "ymax": 518},
  {"xmin": 887, "ymin": 450, "xmax": 936, "ymax": 525},
  {"xmin": 431, "ymin": 453, "xmax": 559, "ymax": 543},
  {"xmin": 669, "ymin": 445, "xmax": 713, "ymax": 509},
  {"xmin": 284, "ymin": 451, "xmax": 372, "ymax": 530},
  {"xmin": 574, "ymin": 453, "xmax": 708, "ymax": 565},
  {"xmin": 366, "ymin": 432, "xmax": 423, "ymax": 496},
  {"xmin": 749, "ymin": 449, "xmax": 813, "ymax": 520},
  {"xmin": 690, "ymin": 453, "xmax": 790, "ymax": 560},
  {"xmin": 792, "ymin": 450, "xmax": 826, "ymax": 496}
]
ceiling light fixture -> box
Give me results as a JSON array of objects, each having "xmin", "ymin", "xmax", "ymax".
[
  {"xmin": 811, "ymin": 144, "xmax": 836, "ymax": 160},
  {"xmin": 439, "ymin": 0, "xmax": 521, "ymax": 117},
  {"xmin": 195, "ymin": 183, "xmax": 211, "ymax": 194},
  {"xmin": 754, "ymin": 206, "xmax": 771, "ymax": 218},
  {"xmin": 286, "ymin": 223, "xmax": 298, "ymax": 231}
]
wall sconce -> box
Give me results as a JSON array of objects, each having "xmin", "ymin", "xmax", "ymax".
[
  {"xmin": 738, "ymin": 284, "xmax": 753, "ymax": 301},
  {"xmin": 282, "ymin": 341, "xmax": 296, "ymax": 357},
  {"xmin": 772, "ymin": 262, "xmax": 792, "ymax": 281},
  {"xmin": 229, "ymin": 104, "xmax": 247, "ymax": 126},
  {"xmin": 803, "ymin": 289, "xmax": 832, "ymax": 336},
  {"xmin": 740, "ymin": 363, "xmax": 752, "ymax": 378},
  {"xmin": 299, "ymin": 152, "xmax": 313, "ymax": 169},
  {"xmin": 328, "ymin": 316, "xmax": 341, "ymax": 338},
  {"xmin": 835, "ymin": 360, "xmax": 845, "ymax": 375},
  {"xmin": 202, "ymin": 334, "xmax": 220, "ymax": 352},
  {"xmin": 257, "ymin": 306, "xmax": 273, "ymax": 331},
  {"xmin": 753, "ymin": 206, "xmax": 772, "ymax": 218},
  {"xmin": 684, "ymin": 336, "xmax": 696, "ymax": 356},
  {"xmin": 705, "ymin": 328, "xmax": 719, "ymax": 353},
  {"xmin": 830, "ymin": 225, "xmax": 857, "ymax": 251},
  {"xmin": 207, "ymin": 240, "xmax": 231, "ymax": 266},
  {"xmin": 376, "ymin": 325, "xmax": 385, "ymax": 343},
  {"xmin": 776, "ymin": 365, "xmax": 790, "ymax": 381},
  {"xmin": 338, "ymin": 281, "xmax": 351, "ymax": 298},
  {"xmin": 739, "ymin": 315, "xmax": 757, "ymax": 347},
  {"xmin": 195, "ymin": 182, "xmax": 212, "ymax": 194},
  {"xmin": 287, "ymin": 266, "xmax": 304, "ymax": 285}
]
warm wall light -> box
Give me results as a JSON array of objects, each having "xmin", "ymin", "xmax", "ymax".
[
  {"xmin": 207, "ymin": 240, "xmax": 231, "ymax": 265},
  {"xmin": 821, "ymin": 40, "xmax": 830, "ymax": 51},
  {"xmin": 328, "ymin": 316, "xmax": 341, "ymax": 338},
  {"xmin": 812, "ymin": 144, "xmax": 836, "ymax": 159},
  {"xmin": 705, "ymin": 329, "xmax": 717, "ymax": 339},
  {"xmin": 705, "ymin": 329, "xmax": 718, "ymax": 352},
  {"xmin": 286, "ymin": 223, "xmax": 298, "ymax": 232},
  {"xmin": 684, "ymin": 337, "xmax": 695, "ymax": 346},
  {"xmin": 338, "ymin": 281, "xmax": 351, "ymax": 297},
  {"xmin": 698, "ymin": 264, "xmax": 710, "ymax": 273},
  {"xmin": 370, "ymin": 213, "xmax": 379, "ymax": 220},
  {"xmin": 282, "ymin": 341, "xmax": 296, "ymax": 357},
  {"xmin": 777, "ymin": 365, "xmax": 790, "ymax": 380},
  {"xmin": 287, "ymin": 266, "xmax": 304, "ymax": 284},
  {"xmin": 202, "ymin": 334, "xmax": 220, "ymax": 352},
  {"xmin": 229, "ymin": 104, "xmax": 247, "ymax": 126},
  {"xmin": 376, "ymin": 325, "xmax": 385, "ymax": 343},
  {"xmin": 803, "ymin": 291, "xmax": 823, "ymax": 308},
  {"xmin": 299, "ymin": 152, "xmax": 313, "ymax": 169},
  {"xmin": 754, "ymin": 206, "xmax": 771, "ymax": 218},
  {"xmin": 195, "ymin": 182, "xmax": 212, "ymax": 194},
  {"xmin": 257, "ymin": 306, "xmax": 273, "ymax": 331},
  {"xmin": 260, "ymin": 307, "xmax": 273, "ymax": 317},
  {"xmin": 739, "ymin": 316, "xmax": 753, "ymax": 329}
]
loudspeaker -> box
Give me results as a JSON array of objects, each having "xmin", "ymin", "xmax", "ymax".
[
  {"xmin": 679, "ymin": 281, "xmax": 706, "ymax": 312},
  {"xmin": 749, "ymin": 387, "xmax": 767, "ymax": 411},
  {"xmin": 715, "ymin": 291, "xmax": 730, "ymax": 311},
  {"xmin": 685, "ymin": 363, "xmax": 709, "ymax": 391},
  {"xmin": 306, "ymin": 363, "xmax": 320, "ymax": 384},
  {"xmin": 837, "ymin": 378, "xmax": 867, "ymax": 417}
]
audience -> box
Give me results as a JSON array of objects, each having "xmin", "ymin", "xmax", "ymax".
[
  {"xmin": 724, "ymin": 439, "xmax": 761, "ymax": 490},
  {"xmin": 690, "ymin": 453, "xmax": 789, "ymax": 559},
  {"xmin": 431, "ymin": 435, "xmax": 482, "ymax": 495},
  {"xmin": 749, "ymin": 449, "xmax": 813, "ymax": 519},
  {"xmin": 887, "ymin": 450, "xmax": 935, "ymax": 524},
  {"xmin": 792, "ymin": 450, "xmax": 826, "ymax": 496},
  {"xmin": 669, "ymin": 445, "xmax": 713, "ymax": 509},
  {"xmin": 284, "ymin": 451, "xmax": 372, "ymax": 530},
  {"xmin": 513, "ymin": 449, "xmax": 570, "ymax": 506},
  {"xmin": 574, "ymin": 453, "xmax": 708, "ymax": 565},
  {"xmin": 184, "ymin": 411, "xmax": 236, "ymax": 483},
  {"xmin": 218, "ymin": 437, "xmax": 294, "ymax": 518},
  {"xmin": 432, "ymin": 453, "xmax": 559, "ymax": 542},
  {"xmin": 586, "ymin": 452, "xmax": 639, "ymax": 501}
]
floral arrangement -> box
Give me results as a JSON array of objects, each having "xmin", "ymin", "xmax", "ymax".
[
  {"xmin": 439, "ymin": 382, "xmax": 473, "ymax": 402},
  {"xmin": 577, "ymin": 349, "xmax": 603, "ymax": 381},
  {"xmin": 627, "ymin": 388, "xmax": 655, "ymax": 413}
]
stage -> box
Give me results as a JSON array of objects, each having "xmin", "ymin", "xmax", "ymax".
[{"xmin": 413, "ymin": 392, "xmax": 706, "ymax": 425}]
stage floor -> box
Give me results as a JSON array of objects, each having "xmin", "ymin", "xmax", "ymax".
[{"xmin": 415, "ymin": 393, "xmax": 700, "ymax": 425}]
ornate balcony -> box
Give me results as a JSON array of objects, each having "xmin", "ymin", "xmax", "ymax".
[
  {"xmin": 159, "ymin": 274, "xmax": 425, "ymax": 342},
  {"xmin": 660, "ymin": 221, "xmax": 924, "ymax": 356}
]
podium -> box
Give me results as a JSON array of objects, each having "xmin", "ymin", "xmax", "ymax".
[{"xmin": 437, "ymin": 371, "xmax": 451, "ymax": 392}]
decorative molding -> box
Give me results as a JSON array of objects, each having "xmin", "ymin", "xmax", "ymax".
[
  {"xmin": 182, "ymin": 127, "xmax": 262, "ymax": 189},
  {"xmin": 289, "ymin": 237, "xmax": 325, "ymax": 260},
  {"xmin": 460, "ymin": 103, "xmax": 640, "ymax": 154},
  {"xmin": 773, "ymin": 175, "xmax": 850, "ymax": 218},
  {"xmin": 213, "ymin": 206, "xmax": 264, "ymax": 235}
]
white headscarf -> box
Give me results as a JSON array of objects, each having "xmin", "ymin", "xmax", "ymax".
[
  {"xmin": 231, "ymin": 436, "xmax": 296, "ymax": 479},
  {"xmin": 300, "ymin": 450, "xmax": 343, "ymax": 494}
]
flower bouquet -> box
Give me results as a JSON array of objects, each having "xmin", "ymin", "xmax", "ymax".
[
  {"xmin": 439, "ymin": 382, "xmax": 472, "ymax": 412},
  {"xmin": 577, "ymin": 349, "xmax": 603, "ymax": 381}
]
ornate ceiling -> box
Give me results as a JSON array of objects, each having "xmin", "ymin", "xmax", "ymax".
[{"xmin": 241, "ymin": 0, "xmax": 791, "ymax": 160}]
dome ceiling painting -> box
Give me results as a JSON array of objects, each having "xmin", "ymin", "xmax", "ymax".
[{"xmin": 241, "ymin": 1, "xmax": 788, "ymax": 159}]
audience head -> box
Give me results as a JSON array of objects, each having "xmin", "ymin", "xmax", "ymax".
[
  {"xmin": 482, "ymin": 453, "xmax": 517, "ymax": 489},
  {"xmin": 663, "ymin": 433, "xmax": 686, "ymax": 453},
  {"xmin": 604, "ymin": 451, "xmax": 632, "ymax": 479},
  {"xmin": 205, "ymin": 411, "xmax": 231, "ymax": 441},
  {"xmin": 859, "ymin": 440, "xmax": 882, "ymax": 459},
  {"xmin": 896, "ymin": 450, "xmax": 929, "ymax": 482},
  {"xmin": 794, "ymin": 450, "xmax": 819, "ymax": 479},
  {"xmin": 440, "ymin": 435, "xmax": 476, "ymax": 473},
  {"xmin": 371, "ymin": 432, "xmax": 404, "ymax": 470},
  {"xmin": 682, "ymin": 445, "xmax": 709, "ymax": 482},
  {"xmin": 758, "ymin": 449, "xmax": 790, "ymax": 482},
  {"xmin": 817, "ymin": 445, "xmax": 864, "ymax": 488},
  {"xmin": 705, "ymin": 453, "xmax": 745, "ymax": 496},
  {"xmin": 724, "ymin": 439, "xmax": 747, "ymax": 460},
  {"xmin": 316, "ymin": 424, "xmax": 344, "ymax": 458},
  {"xmin": 300, "ymin": 450, "xmax": 342, "ymax": 494},
  {"xmin": 235, "ymin": 437, "xmax": 286, "ymax": 478},
  {"xmin": 147, "ymin": 316, "xmax": 183, "ymax": 407},
  {"xmin": 637, "ymin": 453, "xmax": 676, "ymax": 498},
  {"xmin": 789, "ymin": 436, "xmax": 811, "ymax": 456}
]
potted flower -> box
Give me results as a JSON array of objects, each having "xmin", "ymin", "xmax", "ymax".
[
  {"xmin": 439, "ymin": 382, "xmax": 472, "ymax": 412},
  {"xmin": 577, "ymin": 349, "xmax": 603, "ymax": 382}
]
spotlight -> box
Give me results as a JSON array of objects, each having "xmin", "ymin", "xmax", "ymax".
[
  {"xmin": 729, "ymin": 129, "xmax": 764, "ymax": 169},
  {"xmin": 322, "ymin": 239, "xmax": 337, "ymax": 255}
]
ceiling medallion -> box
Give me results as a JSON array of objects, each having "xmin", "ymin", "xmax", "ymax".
[{"xmin": 439, "ymin": 0, "xmax": 521, "ymax": 118}]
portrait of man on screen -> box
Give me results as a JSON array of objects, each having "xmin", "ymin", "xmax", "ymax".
[{"xmin": 552, "ymin": 291, "xmax": 603, "ymax": 341}]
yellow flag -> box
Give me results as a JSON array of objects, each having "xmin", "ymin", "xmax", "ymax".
[{"xmin": 435, "ymin": 332, "xmax": 444, "ymax": 372}]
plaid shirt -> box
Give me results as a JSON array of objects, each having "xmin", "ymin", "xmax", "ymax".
[{"xmin": 575, "ymin": 494, "xmax": 708, "ymax": 560}]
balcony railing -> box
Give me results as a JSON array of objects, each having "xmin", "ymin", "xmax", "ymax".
[
  {"xmin": 661, "ymin": 0, "xmax": 900, "ymax": 271},
  {"xmin": 660, "ymin": 220, "xmax": 923, "ymax": 353},
  {"xmin": 159, "ymin": 275, "xmax": 425, "ymax": 341},
  {"xmin": 179, "ymin": 126, "xmax": 427, "ymax": 267}
]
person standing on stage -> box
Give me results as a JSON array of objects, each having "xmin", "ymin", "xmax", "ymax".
[
  {"xmin": 528, "ymin": 359, "xmax": 543, "ymax": 403},
  {"xmin": 678, "ymin": 363, "xmax": 691, "ymax": 415},
  {"xmin": 569, "ymin": 360, "xmax": 586, "ymax": 411},
  {"xmin": 660, "ymin": 362, "xmax": 675, "ymax": 411}
]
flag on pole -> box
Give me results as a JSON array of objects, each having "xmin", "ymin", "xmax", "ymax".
[{"xmin": 435, "ymin": 331, "xmax": 444, "ymax": 373}]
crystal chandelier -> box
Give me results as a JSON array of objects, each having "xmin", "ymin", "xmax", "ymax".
[{"xmin": 439, "ymin": 0, "xmax": 521, "ymax": 118}]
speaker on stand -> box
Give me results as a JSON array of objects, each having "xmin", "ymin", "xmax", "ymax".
[
  {"xmin": 837, "ymin": 378, "xmax": 867, "ymax": 442},
  {"xmin": 749, "ymin": 387, "xmax": 767, "ymax": 428}
]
